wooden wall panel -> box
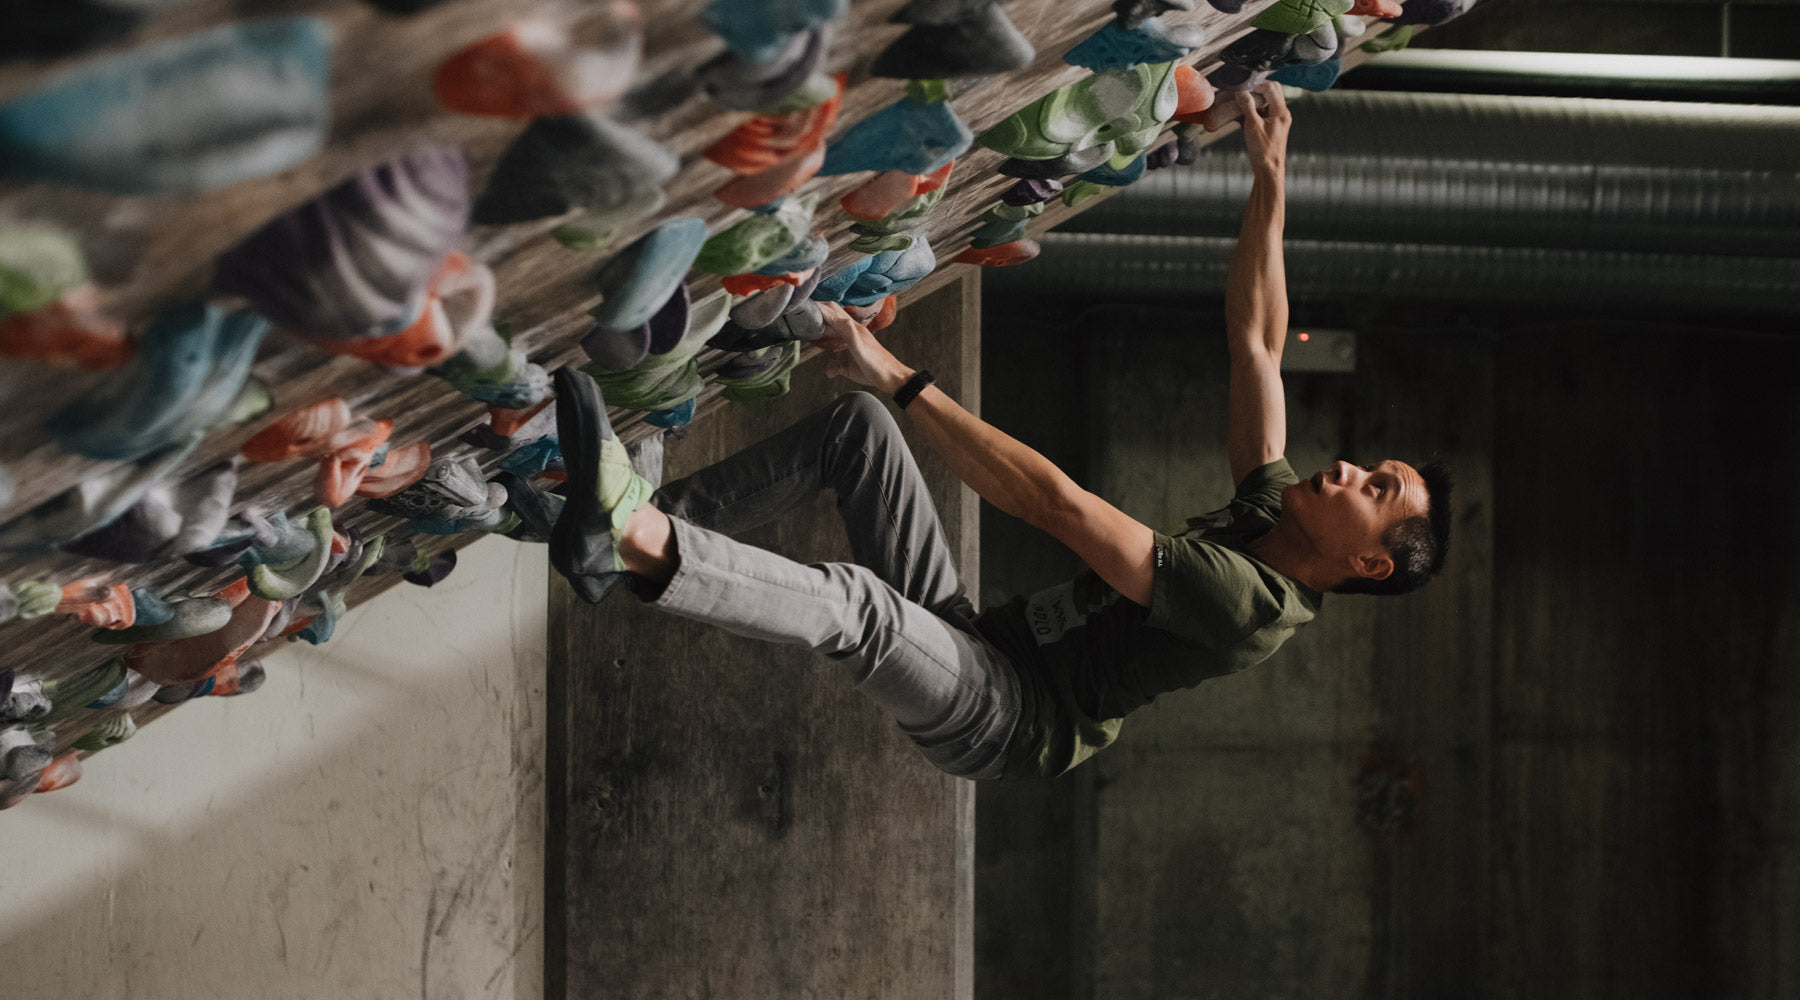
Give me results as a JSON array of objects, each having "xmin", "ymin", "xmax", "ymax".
[{"xmin": 545, "ymin": 272, "xmax": 981, "ymax": 1000}]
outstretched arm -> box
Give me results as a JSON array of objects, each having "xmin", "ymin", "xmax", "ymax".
[
  {"xmin": 1226, "ymin": 83, "xmax": 1294, "ymax": 485},
  {"xmin": 815, "ymin": 302, "xmax": 1155, "ymax": 607}
]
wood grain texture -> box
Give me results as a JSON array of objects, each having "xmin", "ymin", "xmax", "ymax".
[{"xmin": 545, "ymin": 273, "xmax": 980, "ymax": 1000}]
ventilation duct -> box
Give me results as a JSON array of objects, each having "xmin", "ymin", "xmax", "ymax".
[{"xmin": 990, "ymin": 89, "xmax": 1800, "ymax": 321}]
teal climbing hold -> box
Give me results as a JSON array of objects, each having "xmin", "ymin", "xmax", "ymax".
[{"xmin": 0, "ymin": 17, "xmax": 332, "ymax": 194}]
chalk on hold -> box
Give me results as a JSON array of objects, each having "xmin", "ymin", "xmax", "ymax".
[
  {"xmin": 997, "ymin": 145, "xmax": 1114, "ymax": 180},
  {"xmin": 0, "ymin": 18, "xmax": 331, "ymax": 194},
  {"xmin": 367, "ymin": 457, "xmax": 510, "ymax": 535},
  {"xmin": 73, "ymin": 713, "xmax": 136, "ymax": 752},
  {"xmin": 978, "ymin": 61, "xmax": 1179, "ymax": 163}
]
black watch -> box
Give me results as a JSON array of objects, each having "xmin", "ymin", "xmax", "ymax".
[{"xmin": 893, "ymin": 369, "xmax": 935, "ymax": 409}]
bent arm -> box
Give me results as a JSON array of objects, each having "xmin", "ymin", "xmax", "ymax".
[
  {"xmin": 815, "ymin": 303, "xmax": 1155, "ymax": 607},
  {"xmin": 1226, "ymin": 84, "xmax": 1293, "ymax": 484}
]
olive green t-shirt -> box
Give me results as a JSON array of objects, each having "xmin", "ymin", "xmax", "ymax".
[{"xmin": 976, "ymin": 459, "xmax": 1323, "ymax": 779}]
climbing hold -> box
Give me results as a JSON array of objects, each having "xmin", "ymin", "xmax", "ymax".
[
  {"xmin": 1112, "ymin": 0, "xmax": 1196, "ymax": 29},
  {"xmin": 1065, "ymin": 18, "xmax": 1203, "ymax": 72},
  {"xmin": 704, "ymin": 73, "xmax": 843, "ymax": 174},
  {"xmin": 1, "ymin": 726, "xmax": 51, "ymax": 781},
  {"xmin": 433, "ymin": 8, "xmax": 643, "ymax": 118},
  {"xmin": 357, "ymin": 442, "xmax": 433, "ymax": 499},
  {"xmin": 366, "ymin": 457, "xmax": 510, "ymax": 534},
  {"xmin": 56, "ymin": 581, "xmax": 136, "ymax": 630},
  {"xmin": 1000, "ymin": 178, "xmax": 1064, "ymax": 206},
  {"xmin": 703, "ymin": 0, "xmax": 846, "ymax": 64},
  {"xmin": 1078, "ymin": 151, "xmax": 1149, "ymax": 188},
  {"xmin": 60, "ymin": 459, "xmax": 239, "ymax": 564},
  {"xmin": 694, "ymin": 195, "xmax": 818, "ymax": 276},
  {"xmin": 820, "ymin": 82, "xmax": 972, "ymax": 177},
  {"xmin": 46, "ymin": 303, "xmax": 266, "ymax": 462},
  {"xmin": 471, "ymin": 115, "xmax": 676, "ymax": 226},
  {"xmin": 716, "ymin": 341, "xmax": 804, "ymax": 403},
  {"xmin": 954, "ymin": 239, "xmax": 1041, "ymax": 268},
  {"xmin": 698, "ymin": 24, "xmax": 836, "ymax": 113},
  {"xmin": 0, "ymin": 17, "xmax": 332, "ymax": 194},
  {"xmin": 214, "ymin": 146, "xmax": 467, "ymax": 342},
  {"xmin": 247, "ymin": 507, "xmax": 334, "ymax": 600},
  {"xmin": 979, "ymin": 60, "xmax": 1179, "ymax": 164},
  {"xmin": 125, "ymin": 578, "xmax": 281, "ymax": 686},
  {"xmin": 1273, "ymin": 57, "xmax": 1342, "ymax": 91},
  {"xmin": 93, "ymin": 597, "xmax": 233, "ymax": 645},
  {"xmin": 32, "ymin": 754, "xmax": 82, "ymax": 796},
  {"xmin": 585, "ymin": 290, "xmax": 731, "ymax": 412},
  {"xmin": 1253, "ymin": 0, "xmax": 1352, "ymax": 35},
  {"xmin": 0, "ymin": 437, "xmax": 202, "ymax": 553},
  {"xmin": 73, "ymin": 713, "xmax": 136, "ymax": 752},
  {"xmin": 1171, "ymin": 63, "xmax": 1216, "ymax": 122},
  {"xmin": 871, "ymin": 3, "xmax": 1034, "ymax": 79},
  {"xmin": 589, "ymin": 218, "xmax": 709, "ymax": 333}
]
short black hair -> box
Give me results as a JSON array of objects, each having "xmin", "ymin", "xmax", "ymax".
[{"xmin": 1332, "ymin": 460, "xmax": 1454, "ymax": 597}]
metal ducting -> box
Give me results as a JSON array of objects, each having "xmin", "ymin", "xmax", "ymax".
[{"xmin": 990, "ymin": 87, "xmax": 1800, "ymax": 319}]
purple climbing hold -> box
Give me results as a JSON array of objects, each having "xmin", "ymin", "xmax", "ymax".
[
  {"xmin": 1146, "ymin": 138, "xmax": 1181, "ymax": 171},
  {"xmin": 1001, "ymin": 178, "xmax": 1064, "ymax": 206},
  {"xmin": 998, "ymin": 145, "xmax": 1114, "ymax": 180},
  {"xmin": 215, "ymin": 146, "xmax": 469, "ymax": 341},
  {"xmin": 699, "ymin": 25, "xmax": 834, "ymax": 112}
]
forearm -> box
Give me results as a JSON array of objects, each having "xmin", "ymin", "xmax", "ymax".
[
  {"xmin": 886, "ymin": 375, "xmax": 1075, "ymax": 527},
  {"xmin": 1225, "ymin": 168, "xmax": 1288, "ymax": 359}
]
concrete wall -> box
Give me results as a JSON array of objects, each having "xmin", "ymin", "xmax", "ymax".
[{"xmin": 0, "ymin": 536, "xmax": 546, "ymax": 1000}]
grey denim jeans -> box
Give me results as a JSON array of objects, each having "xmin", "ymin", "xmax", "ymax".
[{"xmin": 642, "ymin": 391, "xmax": 1020, "ymax": 780}]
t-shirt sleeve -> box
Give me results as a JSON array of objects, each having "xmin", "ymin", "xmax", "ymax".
[
  {"xmin": 1232, "ymin": 458, "xmax": 1299, "ymax": 523},
  {"xmin": 1145, "ymin": 529, "xmax": 1281, "ymax": 648}
]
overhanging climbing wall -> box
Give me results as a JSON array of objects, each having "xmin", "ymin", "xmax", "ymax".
[{"xmin": 0, "ymin": 0, "xmax": 1454, "ymax": 808}]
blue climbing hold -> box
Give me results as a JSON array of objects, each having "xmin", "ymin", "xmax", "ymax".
[
  {"xmin": 839, "ymin": 239, "xmax": 936, "ymax": 307},
  {"xmin": 589, "ymin": 218, "xmax": 709, "ymax": 333},
  {"xmin": 1078, "ymin": 152, "xmax": 1149, "ymax": 187},
  {"xmin": 819, "ymin": 91, "xmax": 972, "ymax": 177},
  {"xmin": 0, "ymin": 17, "xmax": 332, "ymax": 194},
  {"xmin": 47, "ymin": 304, "xmax": 268, "ymax": 462},
  {"xmin": 1272, "ymin": 57, "xmax": 1342, "ymax": 91},
  {"xmin": 1065, "ymin": 18, "xmax": 1203, "ymax": 72},
  {"xmin": 704, "ymin": 0, "xmax": 847, "ymax": 63}
]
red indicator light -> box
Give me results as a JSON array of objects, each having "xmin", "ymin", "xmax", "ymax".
[{"xmin": 1298, "ymin": 332, "xmax": 1310, "ymax": 342}]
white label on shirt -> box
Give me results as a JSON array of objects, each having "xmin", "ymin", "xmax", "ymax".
[{"xmin": 1026, "ymin": 580, "xmax": 1082, "ymax": 646}]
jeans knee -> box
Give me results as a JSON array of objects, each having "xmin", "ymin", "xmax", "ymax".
[{"xmin": 833, "ymin": 390, "xmax": 897, "ymax": 435}]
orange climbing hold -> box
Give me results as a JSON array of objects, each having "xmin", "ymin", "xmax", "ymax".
[
  {"xmin": 355, "ymin": 440, "xmax": 432, "ymax": 499},
  {"xmin": 840, "ymin": 160, "xmax": 957, "ymax": 221},
  {"xmin": 242, "ymin": 397, "xmax": 352, "ymax": 462},
  {"xmin": 124, "ymin": 576, "xmax": 281, "ymax": 686},
  {"xmin": 0, "ymin": 286, "xmax": 132, "ymax": 370},
  {"xmin": 433, "ymin": 10, "xmax": 644, "ymax": 119},
  {"xmin": 1172, "ymin": 63, "xmax": 1217, "ymax": 122},
  {"xmin": 57, "ymin": 580, "xmax": 136, "ymax": 629},
  {"xmin": 317, "ymin": 418, "xmax": 394, "ymax": 507},
  {"xmin": 703, "ymin": 74, "xmax": 845, "ymax": 175},
  {"xmin": 953, "ymin": 239, "xmax": 1041, "ymax": 268},
  {"xmin": 488, "ymin": 397, "xmax": 552, "ymax": 437}
]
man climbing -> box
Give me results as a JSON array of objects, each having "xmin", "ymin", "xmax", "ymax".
[{"xmin": 545, "ymin": 82, "xmax": 1453, "ymax": 779}]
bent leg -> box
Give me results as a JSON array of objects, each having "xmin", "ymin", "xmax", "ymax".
[
  {"xmin": 646, "ymin": 516, "xmax": 1018, "ymax": 779},
  {"xmin": 652, "ymin": 392, "xmax": 964, "ymax": 615}
]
